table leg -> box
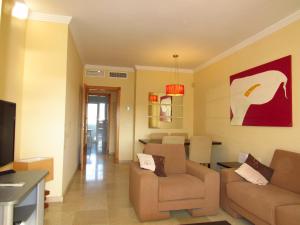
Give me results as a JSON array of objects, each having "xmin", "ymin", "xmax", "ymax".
[
  {"xmin": 0, "ymin": 205, "xmax": 13, "ymax": 225},
  {"xmin": 36, "ymin": 179, "xmax": 45, "ymax": 225}
]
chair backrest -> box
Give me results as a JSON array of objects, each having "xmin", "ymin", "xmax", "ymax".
[
  {"xmin": 149, "ymin": 133, "xmax": 168, "ymax": 139},
  {"xmin": 270, "ymin": 149, "xmax": 300, "ymax": 194},
  {"xmin": 144, "ymin": 143, "xmax": 186, "ymax": 174},
  {"xmin": 162, "ymin": 136, "xmax": 185, "ymax": 144},
  {"xmin": 170, "ymin": 133, "xmax": 189, "ymax": 139},
  {"xmin": 189, "ymin": 136, "xmax": 212, "ymax": 164}
]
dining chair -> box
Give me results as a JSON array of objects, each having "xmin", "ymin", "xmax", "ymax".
[
  {"xmin": 189, "ymin": 136, "xmax": 212, "ymax": 167},
  {"xmin": 149, "ymin": 133, "xmax": 169, "ymax": 139},
  {"xmin": 162, "ymin": 135, "xmax": 185, "ymax": 144},
  {"xmin": 170, "ymin": 132, "xmax": 189, "ymax": 139}
]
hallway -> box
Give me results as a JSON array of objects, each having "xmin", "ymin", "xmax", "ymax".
[
  {"xmin": 44, "ymin": 156, "xmax": 251, "ymax": 225},
  {"xmin": 87, "ymin": 94, "xmax": 110, "ymax": 156}
]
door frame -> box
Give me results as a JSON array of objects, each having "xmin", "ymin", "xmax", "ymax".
[{"xmin": 81, "ymin": 85, "xmax": 121, "ymax": 170}]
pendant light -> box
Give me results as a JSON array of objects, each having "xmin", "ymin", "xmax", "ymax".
[
  {"xmin": 149, "ymin": 94, "xmax": 158, "ymax": 103},
  {"xmin": 165, "ymin": 54, "xmax": 184, "ymax": 96}
]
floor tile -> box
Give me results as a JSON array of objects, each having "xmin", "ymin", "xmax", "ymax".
[{"xmin": 73, "ymin": 210, "xmax": 108, "ymax": 225}]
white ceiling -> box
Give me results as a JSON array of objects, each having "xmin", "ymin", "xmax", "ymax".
[{"xmin": 24, "ymin": 0, "xmax": 300, "ymax": 69}]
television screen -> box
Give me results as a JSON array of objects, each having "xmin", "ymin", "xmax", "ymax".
[{"xmin": 0, "ymin": 100, "xmax": 16, "ymax": 167}]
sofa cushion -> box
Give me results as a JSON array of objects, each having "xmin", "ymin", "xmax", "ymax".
[
  {"xmin": 276, "ymin": 204, "xmax": 300, "ymax": 225},
  {"xmin": 235, "ymin": 163, "xmax": 268, "ymax": 185},
  {"xmin": 227, "ymin": 181, "xmax": 300, "ymax": 225},
  {"xmin": 245, "ymin": 154, "xmax": 274, "ymax": 181},
  {"xmin": 137, "ymin": 153, "xmax": 156, "ymax": 171},
  {"xmin": 144, "ymin": 144, "xmax": 186, "ymax": 175},
  {"xmin": 159, "ymin": 174, "xmax": 205, "ymax": 201},
  {"xmin": 270, "ymin": 149, "xmax": 300, "ymax": 194},
  {"xmin": 152, "ymin": 155, "xmax": 167, "ymax": 177}
]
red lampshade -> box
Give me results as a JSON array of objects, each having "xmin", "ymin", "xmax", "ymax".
[
  {"xmin": 165, "ymin": 84, "xmax": 184, "ymax": 96},
  {"xmin": 149, "ymin": 94, "xmax": 158, "ymax": 103}
]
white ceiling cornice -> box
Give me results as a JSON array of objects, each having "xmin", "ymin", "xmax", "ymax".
[
  {"xmin": 195, "ymin": 9, "xmax": 300, "ymax": 72},
  {"xmin": 29, "ymin": 12, "xmax": 72, "ymax": 24},
  {"xmin": 135, "ymin": 65, "xmax": 194, "ymax": 74},
  {"xmin": 85, "ymin": 64, "xmax": 135, "ymax": 73}
]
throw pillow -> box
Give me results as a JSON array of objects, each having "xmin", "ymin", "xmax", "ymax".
[
  {"xmin": 245, "ymin": 154, "xmax": 274, "ymax": 181},
  {"xmin": 136, "ymin": 153, "xmax": 167, "ymax": 177},
  {"xmin": 137, "ymin": 153, "xmax": 155, "ymax": 171},
  {"xmin": 235, "ymin": 163, "xmax": 268, "ymax": 185},
  {"xmin": 152, "ymin": 155, "xmax": 167, "ymax": 177}
]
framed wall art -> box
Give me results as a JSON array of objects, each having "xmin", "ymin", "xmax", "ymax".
[
  {"xmin": 160, "ymin": 95, "xmax": 172, "ymax": 122},
  {"xmin": 230, "ymin": 55, "xmax": 292, "ymax": 127}
]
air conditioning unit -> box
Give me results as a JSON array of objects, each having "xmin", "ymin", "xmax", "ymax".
[
  {"xmin": 109, "ymin": 71, "xmax": 128, "ymax": 79},
  {"xmin": 85, "ymin": 69, "xmax": 105, "ymax": 77}
]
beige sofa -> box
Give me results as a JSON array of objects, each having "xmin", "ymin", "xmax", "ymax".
[
  {"xmin": 221, "ymin": 149, "xmax": 300, "ymax": 225},
  {"xmin": 129, "ymin": 143, "xmax": 220, "ymax": 221}
]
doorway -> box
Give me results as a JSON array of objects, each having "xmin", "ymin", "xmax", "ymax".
[
  {"xmin": 81, "ymin": 85, "xmax": 121, "ymax": 171},
  {"xmin": 87, "ymin": 94, "xmax": 110, "ymax": 156}
]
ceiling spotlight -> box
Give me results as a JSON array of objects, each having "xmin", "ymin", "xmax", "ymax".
[{"xmin": 12, "ymin": 1, "xmax": 29, "ymax": 20}]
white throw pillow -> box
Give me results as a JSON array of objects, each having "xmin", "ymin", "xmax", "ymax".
[
  {"xmin": 137, "ymin": 153, "xmax": 156, "ymax": 171},
  {"xmin": 235, "ymin": 163, "xmax": 268, "ymax": 185}
]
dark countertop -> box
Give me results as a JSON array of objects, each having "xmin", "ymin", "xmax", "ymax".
[
  {"xmin": 138, "ymin": 139, "xmax": 222, "ymax": 146},
  {"xmin": 217, "ymin": 162, "xmax": 242, "ymax": 168},
  {"xmin": 0, "ymin": 170, "xmax": 48, "ymax": 206}
]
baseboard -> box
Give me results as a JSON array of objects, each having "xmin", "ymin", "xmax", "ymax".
[
  {"xmin": 63, "ymin": 168, "xmax": 78, "ymax": 196},
  {"xmin": 46, "ymin": 195, "xmax": 64, "ymax": 203}
]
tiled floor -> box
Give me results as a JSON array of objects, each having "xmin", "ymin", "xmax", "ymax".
[{"xmin": 44, "ymin": 153, "xmax": 252, "ymax": 225}]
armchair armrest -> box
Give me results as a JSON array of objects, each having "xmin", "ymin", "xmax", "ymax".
[
  {"xmin": 220, "ymin": 168, "xmax": 244, "ymax": 183},
  {"xmin": 186, "ymin": 160, "xmax": 219, "ymax": 182},
  {"xmin": 186, "ymin": 160, "xmax": 220, "ymax": 215},
  {"xmin": 129, "ymin": 162, "xmax": 169, "ymax": 221},
  {"xmin": 220, "ymin": 168, "xmax": 244, "ymax": 218}
]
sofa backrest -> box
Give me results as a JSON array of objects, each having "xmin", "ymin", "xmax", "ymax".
[
  {"xmin": 144, "ymin": 143, "xmax": 186, "ymax": 175},
  {"xmin": 270, "ymin": 149, "xmax": 300, "ymax": 194}
]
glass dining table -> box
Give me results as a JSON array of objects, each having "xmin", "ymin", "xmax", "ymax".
[
  {"xmin": 138, "ymin": 139, "xmax": 222, "ymax": 159},
  {"xmin": 138, "ymin": 139, "xmax": 222, "ymax": 146}
]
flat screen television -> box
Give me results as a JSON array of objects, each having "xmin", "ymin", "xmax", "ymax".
[{"xmin": 0, "ymin": 100, "xmax": 16, "ymax": 167}]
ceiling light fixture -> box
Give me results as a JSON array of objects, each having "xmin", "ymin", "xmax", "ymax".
[
  {"xmin": 149, "ymin": 94, "xmax": 158, "ymax": 103},
  {"xmin": 166, "ymin": 54, "xmax": 184, "ymax": 96},
  {"xmin": 12, "ymin": 1, "xmax": 29, "ymax": 20}
]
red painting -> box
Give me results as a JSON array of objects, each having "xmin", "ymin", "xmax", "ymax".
[{"xmin": 230, "ymin": 55, "xmax": 292, "ymax": 127}]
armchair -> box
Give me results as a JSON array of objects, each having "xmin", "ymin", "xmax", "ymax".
[{"xmin": 129, "ymin": 143, "xmax": 220, "ymax": 221}]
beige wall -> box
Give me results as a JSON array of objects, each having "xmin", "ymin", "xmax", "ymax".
[
  {"xmin": 134, "ymin": 69, "xmax": 194, "ymax": 156},
  {"xmin": 194, "ymin": 20, "xmax": 300, "ymax": 165},
  {"xmin": 62, "ymin": 30, "xmax": 83, "ymax": 194},
  {"xmin": 84, "ymin": 71, "xmax": 135, "ymax": 161},
  {"xmin": 0, "ymin": 0, "xmax": 27, "ymax": 168},
  {"xmin": 20, "ymin": 20, "xmax": 69, "ymax": 198}
]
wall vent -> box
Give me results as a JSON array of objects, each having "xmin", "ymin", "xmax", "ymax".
[
  {"xmin": 109, "ymin": 71, "xmax": 128, "ymax": 79},
  {"xmin": 85, "ymin": 69, "xmax": 105, "ymax": 77}
]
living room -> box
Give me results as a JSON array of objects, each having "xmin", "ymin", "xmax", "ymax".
[{"xmin": 1, "ymin": 0, "xmax": 300, "ymax": 225}]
